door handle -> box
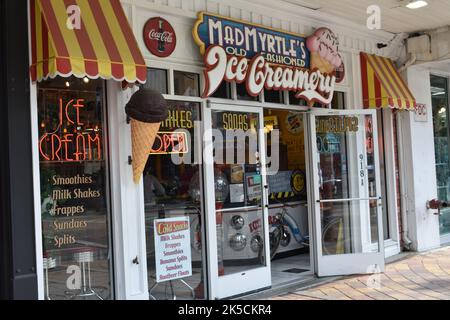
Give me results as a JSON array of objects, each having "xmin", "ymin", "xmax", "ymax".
[{"xmin": 132, "ymin": 256, "xmax": 139, "ymax": 265}]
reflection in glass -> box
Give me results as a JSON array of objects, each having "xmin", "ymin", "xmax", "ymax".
[
  {"xmin": 289, "ymin": 91, "xmax": 344, "ymax": 109},
  {"xmin": 174, "ymin": 71, "xmax": 200, "ymax": 97},
  {"xmin": 264, "ymin": 90, "xmax": 284, "ymax": 104},
  {"xmin": 38, "ymin": 77, "xmax": 113, "ymax": 300},
  {"xmin": 376, "ymin": 109, "xmax": 391, "ymax": 240},
  {"xmin": 211, "ymin": 110, "xmax": 266, "ymax": 276},
  {"xmin": 365, "ymin": 115, "xmax": 379, "ymax": 243},
  {"xmin": 143, "ymin": 68, "xmax": 168, "ymax": 94},
  {"xmin": 316, "ymin": 115, "xmax": 379, "ymax": 256},
  {"xmin": 143, "ymin": 101, "xmax": 206, "ymax": 300},
  {"xmin": 237, "ymin": 83, "xmax": 258, "ymax": 101},
  {"xmin": 288, "ymin": 91, "xmax": 308, "ymax": 106},
  {"xmin": 212, "ymin": 82, "xmax": 232, "ymax": 99}
]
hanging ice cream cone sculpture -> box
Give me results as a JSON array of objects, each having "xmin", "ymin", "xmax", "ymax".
[
  {"xmin": 125, "ymin": 89, "xmax": 168, "ymax": 184},
  {"xmin": 129, "ymin": 119, "xmax": 161, "ymax": 183}
]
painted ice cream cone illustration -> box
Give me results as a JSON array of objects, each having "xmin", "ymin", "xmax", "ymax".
[
  {"xmin": 307, "ymin": 27, "xmax": 344, "ymax": 78},
  {"xmin": 125, "ymin": 89, "xmax": 168, "ymax": 184},
  {"xmin": 310, "ymin": 52, "xmax": 336, "ymax": 74}
]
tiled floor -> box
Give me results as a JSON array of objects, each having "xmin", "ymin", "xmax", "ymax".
[
  {"xmin": 270, "ymin": 246, "xmax": 450, "ymax": 300},
  {"xmin": 271, "ymin": 254, "xmax": 311, "ymax": 287}
]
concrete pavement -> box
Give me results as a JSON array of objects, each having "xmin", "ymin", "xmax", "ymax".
[{"xmin": 270, "ymin": 246, "xmax": 450, "ymax": 300}]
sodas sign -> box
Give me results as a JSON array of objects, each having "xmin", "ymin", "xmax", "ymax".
[{"xmin": 143, "ymin": 17, "xmax": 176, "ymax": 58}]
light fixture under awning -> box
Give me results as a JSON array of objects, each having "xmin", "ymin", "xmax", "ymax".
[
  {"xmin": 30, "ymin": 0, "xmax": 147, "ymax": 84},
  {"xmin": 360, "ymin": 52, "xmax": 416, "ymax": 110}
]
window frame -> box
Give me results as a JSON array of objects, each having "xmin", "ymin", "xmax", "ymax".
[{"xmin": 430, "ymin": 74, "xmax": 450, "ymax": 239}]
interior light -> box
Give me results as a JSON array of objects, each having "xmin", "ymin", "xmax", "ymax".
[
  {"xmin": 439, "ymin": 107, "xmax": 446, "ymax": 114},
  {"xmin": 406, "ymin": 0, "xmax": 428, "ymax": 9},
  {"xmin": 65, "ymin": 81, "xmax": 70, "ymax": 87},
  {"xmin": 83, "ymin": 77, "xmax": 90, "ymax": 84}
]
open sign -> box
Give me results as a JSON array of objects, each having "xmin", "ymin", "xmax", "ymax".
[{"xmin": 150, "ymin": 131, "xmax": 189, "ymax": 155}]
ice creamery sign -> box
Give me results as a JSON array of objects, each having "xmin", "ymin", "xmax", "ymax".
[{"xmin": 193, "ymin": 12, "xmax": 345, "ymax": 105}]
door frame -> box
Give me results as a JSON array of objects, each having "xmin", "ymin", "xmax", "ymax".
[
  {"xmin": 203, "ymin": 101, "xmax": 272, "ymax": 299},
  {"xmin": 306, "ymin": 108, "xmax": 385, "ymax": 277}
]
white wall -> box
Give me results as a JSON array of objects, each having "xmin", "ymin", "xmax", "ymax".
[
  {"xmin": 399, "ymin": 65, "xmax": 441, "ymax": 251},
  {"xmin": 121, "ymin": 0, "xmax": 400, "ymax": 68}
]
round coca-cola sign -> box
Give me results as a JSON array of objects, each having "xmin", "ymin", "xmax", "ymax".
[{"xmin": 143, "ymin": 17, "xmax": 176, "ymax": 58}]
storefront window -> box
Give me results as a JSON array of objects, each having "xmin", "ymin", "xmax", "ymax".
[
  {"xmin": 174, "ymin": 71, "xmax": 200, "ymax": 97},
  {"xmin": 376, "ymin": 109, "xmax": 391, "ymax": 241},
  {"xmin": 38, "ymin": 77, "xmax": 113, "ymax": 300},
  {"xmin": 288, "ymin": 92, "xmax": 308, "ymax": 106},
  {"xmin": 237, "ymin": 83, "xmax": 258, "ymax": 101},
  {"xmin": 288, "ymin": 91, "xmax": 345, "ymax": 109},
  {"xmin": 144, "ymin": 68, "xmax": 168, "ymax": 94},
  {"xmin": 331, "ymin": 92, "xmax": 345, "ymax": 110},
  {"xmin": 264, "ymin": 90, "xmax": 284, "ymax": 104},
  {"xmin": 211, "ymin": 110, "xmax": 266, "ymax": 276},
  {"xmin": 212, "ymin": 82, "xmax": 232, "ymax": 99},
  {"xmin": 316, "ymin": 114, "xmax": 379, "ymax": 255},
  {"xmin": 366, "ymin": 115, "xmax": 379, "ymax": 243},
  {"xmin": 144, "ymin": 101, "xmax": 206, "ymax": 300},
  {"xmin": 431, "ymin": 75, "xmax": 450, "ymax": 236}
]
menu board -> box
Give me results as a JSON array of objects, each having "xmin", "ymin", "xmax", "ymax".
[
  {"xmin": 41, "ymin": 169, "xmax": 108, "ymax": 251},
  {"xmin": 154, "ymin": 217, "xmax": 193, "ymax": 282}
]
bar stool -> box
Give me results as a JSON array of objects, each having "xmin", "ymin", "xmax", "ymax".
[
  {"xmin": 66, "ymin": 249, "xmax": 104, "ymax": 300},
  {"xmin": 43, "ymin": 256, "xmax": 57, "ymax": 300}
]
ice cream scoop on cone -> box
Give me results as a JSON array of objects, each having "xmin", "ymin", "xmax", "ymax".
[{"xmin": 125, "ymin": 89, "xmax": 168, "ymax": 184}]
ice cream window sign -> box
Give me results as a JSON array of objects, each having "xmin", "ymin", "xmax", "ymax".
[
  {"xmin": 39, "ymin": 98, "xmax": 102, "ymax": 162},
  {"xmin": 193, "ymin": 12, "xmax": 345, "ymax": 106}
]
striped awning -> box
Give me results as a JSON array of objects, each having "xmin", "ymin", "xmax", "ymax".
[
  {"xmin": 360, "ymin": 52, "xmax": 416, "ymax": 110},
  {"xmin": 30, "ymin": 0, "xmax": 147, "ymax": 84}
]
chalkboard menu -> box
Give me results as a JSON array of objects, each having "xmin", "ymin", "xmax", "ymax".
[{"xmin": 38, "ymin": 77, "xmax": 112, "ymax": 300}]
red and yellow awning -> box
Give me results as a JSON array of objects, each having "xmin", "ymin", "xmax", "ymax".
[
  {"xmin": 360, "ymin": 52, "xmax": 416, "ymax": 110},
  {"xmin": 30, "ymin": 0, "xmax": 147, "ymax": 84}
]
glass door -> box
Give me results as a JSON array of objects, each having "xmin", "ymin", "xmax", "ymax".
[
  {"xmin": 204, "ymin": 103, "xmax": 271, "ymax": 299},
  {"xmin": 307, "ymin": 109, "xmax": 385, "ymax": 277}
]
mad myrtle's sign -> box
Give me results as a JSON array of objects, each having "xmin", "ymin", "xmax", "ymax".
[{"xmin": 193, "ymin": 12, "xmax": 345, "ymax": 106}]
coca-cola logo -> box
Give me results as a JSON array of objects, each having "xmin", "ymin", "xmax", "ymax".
[
  {"xmin": 148, "ymin": 29, "xmax": 174, "ymax": 44},
  {"xmin": 143, "ymin": 17, "xmax": 176, "ymax": 58}
]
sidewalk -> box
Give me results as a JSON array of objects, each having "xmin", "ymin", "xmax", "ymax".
[{"xmin": 270, "ymin": 246, "xmax": 450, "ymax": 300}]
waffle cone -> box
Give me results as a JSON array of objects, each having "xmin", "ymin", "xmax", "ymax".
[
  {"xmin": 310, "ymin": 52, "xmax": 335, "ymax": 75},
  {"xmin": 130, "ymin": 119, "xmax": 161, "ymax": 183}
]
